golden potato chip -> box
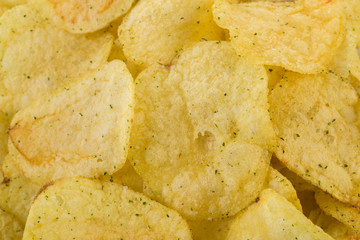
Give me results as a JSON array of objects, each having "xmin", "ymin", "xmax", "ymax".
[
  {"xmin": 8, "ymin": 60, "xmax": 134, "ymax": 185},
  {"xmin": 130, "ymin": 41, "xmax": 274, "ymax": 220},
  {"xmin": 266, "ymin": 66, "xmax": 286, "ymax": 91},
  {"xmin": 279, "ymin": 167, "xmax": 318, "ymax": 193},
  {"xmin": 226, "ymin": 189, "xmax": 333, "ymax": 240},
  {"xmin": 99, "ymin": 160, "xmax": 143, "ymax": 193},
  {"xmin": 310, "ymin": 208, "xmax": 359, "ymax": 240},
  {"xmin": 213, "ymin": 0, "xmax": 344, "ymax": 73},
  {"xmin": 119, "ymin": 0, "xmax": 224, "ymax": 67},
  {"xmin": 23, "ymin": 177, "xmax": 192, "ymax": 240},
  {"xmin": 188, "ymin": 166, "xmax": 301, "ymax": 240},
  {"xmin": 0, "ymin": 209, "xmax": 23, "ymax": 240},
  {"xmin": 31, "ymin": 0, "xmax": 134, "ymax": 33},
  {"xmin": 270, "ymin": 71, "xmax": 360, "ymax": 206},
  {"xmin": 265, "ymin": 167, "xmax": 302, "ymax": 211},
  {"xmin": 0, "ymin": 4, "xmax": 113, "ymax": 116},
  {"xmin": 0, "ymin": 143, "xmax": 41, "ymax": 224},
  {"xmin": 316, "ymin": 191, "xmax": 360, "ymax": 235}
]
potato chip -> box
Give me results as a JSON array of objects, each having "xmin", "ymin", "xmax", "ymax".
[
  {"xmin": 0, "ymin": 4, "xmax": 113, "ymax": 116},
  {"xmin": 23, "ymin": 177, "xmax": 192, "ymax": 240},
  {"xmin": 0, "ymin": 0, "xmax": 27, "ymax": 7},
  {"xmin": 99, "ymin": 160, "xmax": 143, "ymax": 193},
  {"xmin": 310, "ymin": 208, "xmax": 359, "ymax": 240},
  {"xmin": 270, "ymin": 71, "xmax": 360, "ymax": 206},
  {"xmin": 213, "ymin": 0, "xmax": 344, "ymax": 74},
  {"xmin": 118, "ymin": 0, "xmax": 225, "ymax": 67},
  {"xmin": 0, "ymin": 209, "xmax": 23, "ymax": 240},
  {"xmin": 31, "ymin": 0, "xmax": 134, "ymax": 33},
  {"xmin": 130, "ymin": 41, "xmax": 274, "ymax": 220},
  {"xmin": 316, "ymin": 191, "xmax": 360, "ymax": 235},
  {"xmin": 226, "ymin": 189, "xmax": 333, "ymax": 240},
  {"xmin": 265, "ymin": 167, "xmax": 302, "ymax": 211},
  {"xmin": 188, "ymin": 167, "xmax": 301, "ymax": 240},
  {"xmin": 266, "ymin": 66, "xmax": 286, "ymax": 91},
  {"xmin": 0, "ymin": 142, "xmax": 41, "ymax": 224},
  {"xmin": 8, "ymin": 60, "xmax": 134, "ymax": 185}
]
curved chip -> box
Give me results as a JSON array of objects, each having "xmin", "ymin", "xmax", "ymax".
[
  {"xmin": 130, "ymin": 41, "xmax": 274, "ymax": 220},
  {"xmin": 119, "ymin": 0, "xmax": 224, "ymax": 67},
  {"xmin": 0, "ymin": 4, "xmax": 113, "ymax": 116},
  {"xmin": 31, "ymin": 0, "xmax": 134, "ymax": 33},
  {"xmin": 8, "ymin": 60, "xmax": 134, "ymax": 185},
  {"xmin": 270, "ymin": 71, "xmax": 360, "ymax": 206},
  {"xmin": 310, "ymin": 208, "xmax": 360, "ymax": 239},
  {"xmin": 265, "ymin": 167, "xmax": 302, "ymax": 211},
  {"xmin": 226, "ymin": 189, "xmax": 333, "ymax": 240},
  {"xmin": 212, "ymin": 0, "xmax": 344, "ymax": 73},
  {"xmin": 23, "ymin": 177, "xmax": 192, "ymax": 240},
  {"xmin": 188, "ymin": 166, "xmax": 301, "ymax": 240},
  {"xmin": 316, "ymin": 191, "xmax": 360, "ymax": 235},
  {"xmin": 0, "ymin": 209, "xmax": 23, "ymax": 240},
  {"xmin": 0, "ymin": 143, "xmax": 41, "ymax": 224}
]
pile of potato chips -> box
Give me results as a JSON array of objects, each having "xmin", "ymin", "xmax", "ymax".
[{"xmin": 0, "ymin": 0, "xmax": 360, "ymax": 239}]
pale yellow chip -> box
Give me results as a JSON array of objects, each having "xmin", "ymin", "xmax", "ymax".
[
  {"xmin": 130, "ymin": 41, "xmax": 274, "ymax": 220},
  {"xmin": 226, "ymin": 189, "xmax": 333, "ymax": 240},
  {"xmin": 0, "ymin": 143, "xmax": 41, "ymax": 224},
  {"xmin": 0, "ymin": 4, "xmax": 113, "ymax": 116},
  {"xmin": 119, "ymin": 0, "xmax": 224, "ymax": 67},
  {"xmin": 0, "ymin": 209, "xmax": 23, "ymax": 240},
  {"xmin": 270, "ymin": 71, "xmax": 360, "ymax": 206},
  {"xmin": 8, "ymin": 60, "xmax": 134, "ymax": 185},
  {"xmin": 213, "ymin": 0, "xmax": 344, "ymax": 74},
  {"xmin": 316, "ymin": 191, "xmax": 360, "ymax": 235},
  {"xmin": 310, "ymin": 208, "xmax": 359, "ymax": 240},
  {"xmin": 265, "ymin": 167, "xmax": 302, "ymax": 211},
  {"xmin": 31, "ymin": 0, "xmax": 134, "ymax": 33},
  {"xmin": 188, "ymin": 167, "xmax": 302, "ymax": 240},
  {"xmin": 23, "ymin": 177, "xmax": 192, "ymax": 240}
]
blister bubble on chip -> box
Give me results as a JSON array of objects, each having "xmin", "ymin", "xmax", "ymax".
[
  {"xmin": 315, "ymin": 191, "xmax": 360, "ymax": 235},
  {"xmin": 226, "ymin": 189, "xmax": 333, "ymax": 240},
  {"xmin": 130, "ymin": 41, "xmax": 274, "ymax": 220},
  {"xmin": 8, "ymin": 60, "xmax": 134, "ymax": 185},
  {"xmin": 31, "ymin": 0, "xmax": 134, "ymax": 33},
  {"xmin": 0, "ymin": 209, "xmax": 23, "ymax": 240},
  {"xmin": 23, "ymin": 177, "xmax": 192, "ymax": 240},
  {"xmin": 270, "ymin": 71, "xmax": 360, "ymax": 206},
  {"xmin": 119, "ymin": 0, "xmax": 225, "ymax": 67},
  {"xmin": 0, "ymin": 4, "xmax": 113, "ymax": 116},
  {"xmin": 213, "ymin": 0, "xmax": 344, "ymax": 73},
  {"xmin": 0, "ymin": 142, "xmax": 41, "ymax": 224}
]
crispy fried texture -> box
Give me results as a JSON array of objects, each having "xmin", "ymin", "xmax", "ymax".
[
  {"xmin": 270, "ymin": 72, "xmax": 360, "ymax": 206},
  {"xmin": 0, "ymin": 5, "xmax": 113, "ymax": 116},
  {"xmin": 226, "ymin": 189, "xmax": 333, "ymax": 240},
  {"xmin": 23, "ymin": 177, "xmax": 192, "ymax": 240},
  {"xmin": 8, "ymin": 61, "xmax": 134, "ymax": 185},
  {"xmin": 31, "ymin": 0, "xmax": 134, "ymax": 33},
  {"xmin": 213, "ymin": 0, "xmax": 344, "ymax": 73},
  {"xmin": 130, "ymin": 41, "xmax": 274, "ymax": 220},
  {"xmin": 119, "ymin": 0, "xmax": 224, "ymax": 67}
]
